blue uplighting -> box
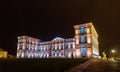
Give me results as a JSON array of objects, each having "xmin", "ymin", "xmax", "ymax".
[
  {"xmin": 81, "ymin": 45, "xmax": 86, "ymax": 56},
  {"xmin": 79, "ymin": 26, "xmax": 86, "ymax": 34},
  {"xmin": 25, "ymin": 50, "xmax": 28, "ymax": 57},
  {"xmin": 81, "ymin": 36, "xmax": 86, "ymax": 44}
]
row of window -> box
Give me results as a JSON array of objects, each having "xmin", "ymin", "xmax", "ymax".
[
  {"xmin": 76, "ymin": 26, "xmax": 90, "ymax": 35},
  {"xmin": 19, "ymin": 37, "xmax": 75, "ymax": 45},
  {"xmin": 19, "ymin": 50, "xmax": 50, "ymax": 58},
  {"xmin": 19, "ymin": 43, "xmax": 75, "ymax": 50},
  {"xmin": 19, "ymin": 38, "xmax": 40, "ymax": 44},
  {"xmin": 52, "ymin": 53, "xmax": 64, "ymax": 57},
  {"xmin": 19, "ymin": 44, "xmax": 50, "ymax": 50},
  {"xmin": 76, "ymin": 36, "xmax": 91, "ymax": 44}
]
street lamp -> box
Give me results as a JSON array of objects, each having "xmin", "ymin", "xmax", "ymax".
[
  {"xmin": 111, "ymin": 49, "xmax": 116, "ymax": 60},
  {"xmin": 111, "ymin": 49, "xmax": 115, "ymax": 53}
]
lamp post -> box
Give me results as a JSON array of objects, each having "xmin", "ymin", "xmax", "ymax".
[{"xmin": 111, "ymin": 49, "xmax": 116, "ymax": 59}]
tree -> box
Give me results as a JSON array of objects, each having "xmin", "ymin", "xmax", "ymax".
[{"xmin": 102, "ymin": 51, "xmax": 106, "ymax": 59}]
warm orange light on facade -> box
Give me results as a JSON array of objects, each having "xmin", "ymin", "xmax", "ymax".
[
  {"xmin": 75, "ymin": 30, "xmax": 79, "ymax": 35},
  {"xmin": 86, "ymin": 27, "xmax": 90, "ymax": 34},
  {"xmin": 23, "ymin": 39, "xmax": 26, "ymax": 43}
]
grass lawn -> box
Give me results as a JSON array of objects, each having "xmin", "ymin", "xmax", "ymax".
[{"xmin": 0, "ymin": 58, "xmax": 89, "ymax": 72}]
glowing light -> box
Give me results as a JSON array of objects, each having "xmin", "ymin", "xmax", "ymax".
[
  {"xmin": 52, "ymin": 37, "xmax": 63, "ymax": 41},
  {"xmin": 111, "ymin": 49, "xmax": 115, "ymax": 53}
]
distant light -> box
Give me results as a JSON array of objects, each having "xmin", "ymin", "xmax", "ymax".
[
  {"xmin": 111, "ymin": 49, "xmax": 115, "ymax": 53},
  {"xmin": 98, "ymin": 56, "xmax": 101, "ymax": 59}
]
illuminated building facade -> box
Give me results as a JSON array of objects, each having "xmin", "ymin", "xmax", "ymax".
[
  {"xmin": 74, "ymin": 22, "xmax": 99, "ymax": 58},
  {"xmin": 0, "ymin": 49, "xmax": 8, "ymax": 58},
  {"xmin": 17, "ymin": 22, "xmax": 99, "ymax": 58}
]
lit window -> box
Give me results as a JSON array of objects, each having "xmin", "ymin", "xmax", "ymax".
[
  {"xmin": 81, "ymin": 36, "xmax": 86, "ymax": 44},
  {"xmin": 38, "ymin": 46, "xmax": 40, "ymax": 51},
  {"xmin": 19, "ymin": 50, "xmax": 22, "ymax": 57},
  {"xmin": 25, "ymin": 50, "xmax": 28, "ymax": 58},
  {"xmin": 81, "ymin": 45, "xmax": 86, "ymax": 56},
  {"xmin": 65, "ymin": 50, "xmax": 68, "ymax": 56},
  {"xmin": 30, "ymin": 51, "xmax": 32, "ymax": 58},
  {"xmin": 65, "ymin": 43, "xmax": 68, "ymax": 49},
  {"xmin": 20, "ymin": 37, "xmax": 22, "ymax": 43},
  {"xmin": 30, "ymin": 39, "xmax": 32, "ymax": 43},
  {"xmin": 30, "ymin": 45, "xmax": 32, "ymax": 50},
  {"xmin": 26, "ymin": 38, "xmax": 29, "ymax": 43},
  {"xmin": 19, "ymin": 44, "xmax": 22, "ymax": 49},
  {"xmin": 70, "ymin": 43, "xmax": 73, "ymax": 49},
  {"xmin": 26, "ymin": 44, "xmax": 29, "ymax": 49},
  {"xmin": 79, "ymin": 26, "xmax": 86, "ymax": 34}
]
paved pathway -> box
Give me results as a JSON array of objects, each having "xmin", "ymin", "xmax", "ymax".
[{"xmin": 75, "ymin": 59, "xmax": 120, "ymax": 72}]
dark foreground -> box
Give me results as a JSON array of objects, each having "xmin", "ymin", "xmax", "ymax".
[
  {"xmin": 76, "ymin": 59, "xmax": 120, "ymax": 72},
  {"xmin": 0, "ymin": 58, "xmax": 88, "ymax": 72}
]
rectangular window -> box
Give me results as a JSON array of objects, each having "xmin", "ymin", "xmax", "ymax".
[
  {"xmin": 26, "ymin": 38, "xmax": 29, "ymax": 43},
  {"xmin": 81, "ymin": 45, "xmax": 86, "ymax": 56},
  {"xmin": 20, "ymin": 37, "xmax": 22, "ymax": 43}
]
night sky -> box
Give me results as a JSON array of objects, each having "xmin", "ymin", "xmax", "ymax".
[{"xmin": 0, "ymin": 0, "xmax": 120, "ymax": 56}]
